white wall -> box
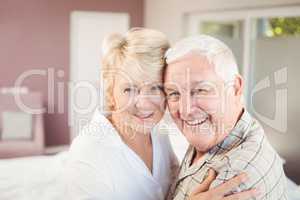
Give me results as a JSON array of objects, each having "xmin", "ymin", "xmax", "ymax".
[{"xmin": 144, "ymin": 0, "xmax": 300, "ymax": 43}]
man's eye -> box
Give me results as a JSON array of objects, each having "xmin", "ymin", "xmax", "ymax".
[
  {"xmin": 197, "ymin": 89, "xmax": 208, "ymax": 93},
  {"xmin": 192, "ymin": 88, "xmax": 213, "ymax": 96}
]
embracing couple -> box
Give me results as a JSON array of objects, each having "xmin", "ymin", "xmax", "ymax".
[{"xmin": 63, "ymin": 28, "xmax": 287, "ymax": 200}]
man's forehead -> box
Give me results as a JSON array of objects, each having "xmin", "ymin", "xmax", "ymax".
[
  {"xmin": 165, "ymin": 65, "xmax": 214, "ymax": 81},
  {"xmin": 164, "ymin": 71, "xmax": 216, "ymax": 83},
  {"xmin": 164, "ymin": 79, "xmax": 218, "ymax": 90},
  {"xmin": 164, "ymin": 63, "xmax": 220, "ymax": 87}
]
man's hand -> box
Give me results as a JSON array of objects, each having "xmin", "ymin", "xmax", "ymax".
[{"xmin": 189, "ymin": 169, "xmax": 259, "ymax": 200}]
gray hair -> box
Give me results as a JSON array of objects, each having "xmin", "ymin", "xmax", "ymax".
[{"xmin": 165, "ymin": 35, "xmax": 240, "ymax": 82}]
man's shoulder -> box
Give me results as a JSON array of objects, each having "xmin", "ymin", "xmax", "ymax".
[
  {"xmin": 225, "ymin": 120, "xmax": 282, "ymax": 171},
  {"xmin": 238, "ymin": 115, "xmax": 280, "ymax": 156},
  {"xmin": 212, "ymin": 117, "xmax": 287, "ymax": 198},
  {"xmin": 211, "ymin": 112, "xmax": 284, "ymax": 177},
  {"xmin": 211, "ymin": 130, "xmax": 287, "ymax": 198}
]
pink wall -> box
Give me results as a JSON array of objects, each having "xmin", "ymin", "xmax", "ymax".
[{"xmin": 0, "ymin": 0, "xmax": 144, "ymax": 146}]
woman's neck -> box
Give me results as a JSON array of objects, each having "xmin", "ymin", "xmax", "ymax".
[
  {"xmin": 110, "ymin": 114, "xmax": 153, "ymax": 173},
  {"xmin": 109, "ymin": 114, "xmax": 152, "ymax": 148}
]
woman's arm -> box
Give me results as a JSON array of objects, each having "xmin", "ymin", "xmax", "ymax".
[
  {"xmin": 189, "ymin": 169, "xmax": 259, "ymax": 200},
  {"xmin": 62, "ymin": 135, "xmax": 114, "ymax": 200}
]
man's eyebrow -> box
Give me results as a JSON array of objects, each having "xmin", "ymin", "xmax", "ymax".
[
  {"xmin": 191, "ymin": 80, "xmax": 207, "ymax": 85},
  {"xmin": 191, "ymin": 80, "xmax": 217, "ymax": 87}
]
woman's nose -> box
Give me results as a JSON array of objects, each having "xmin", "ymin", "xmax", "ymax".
[{"xmin": 135, "ymin": 94, "xmax": 152, "ymax": 110}]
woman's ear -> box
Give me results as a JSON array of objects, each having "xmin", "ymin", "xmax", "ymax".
[
  {"xmin": 106, "ymin": 79, "xmax": 116, "ymax": 112},
  {"xmin": 110, "ymin": 86, "xmax": 116, "ymax": 111}
]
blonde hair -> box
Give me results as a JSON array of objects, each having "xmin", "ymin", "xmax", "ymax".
[{"xmin": 101, "ymin": 28, "xmax": 170, "ymax": 112}]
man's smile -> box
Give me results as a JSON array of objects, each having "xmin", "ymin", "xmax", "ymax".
[{"xmin": 183, "ymin": 117, "xmax": 208, "ymax": 126}]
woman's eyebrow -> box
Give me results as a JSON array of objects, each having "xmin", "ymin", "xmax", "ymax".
[
  {"xmin": 122, "ymin": 84, "xmax": 138, "ymax": 88},
  {"xmin": 164, "ymin": 87, "xmax": 178, "ymax": 92}
]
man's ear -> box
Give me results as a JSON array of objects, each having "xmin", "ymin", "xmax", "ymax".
[{"xmin": 234, "ymin": 74, "xmax": 244, "ymax": 97}]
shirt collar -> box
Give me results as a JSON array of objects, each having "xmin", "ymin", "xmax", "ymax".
[
  {"xmin": 208, "ymin": 109, "xmax": 253, "ymax": 157},
  {"xmin": 86, "ymin": 108, "xmax": 123, "ymax": 146},
  {"xmin": 178, "ymin": 109, "xmax": 253, "ymax": 180}
]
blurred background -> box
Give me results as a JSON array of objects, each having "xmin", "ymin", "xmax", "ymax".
[{"xmin": 0, "ymin": 0, "xmax": 299, "ymax": 194}]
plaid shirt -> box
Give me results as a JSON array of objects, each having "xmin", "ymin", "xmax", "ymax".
[{"xmin": 166, "ymin": 110, "xmax": 288, "ymax": 200}]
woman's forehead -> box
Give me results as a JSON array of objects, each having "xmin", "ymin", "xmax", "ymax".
[
  {"xmin": 110, "ymin": 57, "xmax": 164, "ymax": 86},
  {"xmin": 115, "ymin": 75, "xmax": 162, "ymax": 86}
]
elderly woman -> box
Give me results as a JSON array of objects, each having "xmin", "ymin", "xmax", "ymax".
[
  {"xmin": 63, "ymin": 28, "xmax": 256, "ymax": 200},
  {"xmin": 64, "ymin": 28, "xmax": 177, "ymax": 200},
  {"xmin": 164, "ymin": 35, "xmax": 288, "ymax": 200}
]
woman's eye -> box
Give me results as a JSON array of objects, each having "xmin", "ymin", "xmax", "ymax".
[
  {"xmin": 167, "ymin": 91, "xmax": 180, "ymax": 100},
  {"xmin": 123, "ymin": 88, "xmax": 131, "ymax": 93},
  {"xmin": 123, "ymin": 87, "xmax": 137, "ymax": 94},
  {"xmin": 151, "ymin": 85, "xmax": 163, "ymax": 91}
]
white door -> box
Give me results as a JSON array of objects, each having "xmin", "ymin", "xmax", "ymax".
[{"xmin": 69, "ymin": 11, "xmax": 129, "ymax": 139}]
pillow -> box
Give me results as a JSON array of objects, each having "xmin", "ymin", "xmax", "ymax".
[{"xmin": 1, "ymin": 111, "xmax": 33, "ymax": 140}]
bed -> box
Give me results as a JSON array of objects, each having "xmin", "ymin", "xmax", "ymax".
[
  {"xmin": 0, "ymin": 152, "xmax": 68, "ymax": 200},
  {"xmin": 0, "ymin": 151, "xmax": 299, "ymax": 200}
]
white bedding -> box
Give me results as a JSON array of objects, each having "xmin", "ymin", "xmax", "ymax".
[
  {"xmin": 0, "ymin": 152, "xmax": 299, "ymax": 200},
  {"xmin": 0, "ymin": 152, "xmax": 68, "ymax": 200},
  {"xmin": 287, "ymin": 178, "xmax": 300, "ymax": 200}
]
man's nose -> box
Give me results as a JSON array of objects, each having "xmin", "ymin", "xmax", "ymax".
[{"xmin": 179, "ymin": 93, "xmax": 195, "ymax": 120}]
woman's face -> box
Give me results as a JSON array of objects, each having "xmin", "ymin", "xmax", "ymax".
[{"xmin": 111, "ymin": 73, "xmax": 166, "ymax": 135}]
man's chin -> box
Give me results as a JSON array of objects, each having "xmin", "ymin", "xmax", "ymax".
[
  {"xmin": 184, "ymin": 133, "xmax": 216, "ymax": 147},
  {"xmin": 194, "ymin": 145, "xmax": 212, "ymax": 154},
  {"xmin": 183, "ymin": 130, "xmax": 214, "ymax": 138}
]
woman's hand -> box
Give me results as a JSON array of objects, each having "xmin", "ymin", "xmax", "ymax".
[{"xmin": 189, "ymin": 169, "xmax": 258, "ymax": 200}]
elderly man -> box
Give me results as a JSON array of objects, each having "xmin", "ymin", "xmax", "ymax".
[{"xmin": 164, "ymin": 35, "xmax": 288, "ymax": 200}]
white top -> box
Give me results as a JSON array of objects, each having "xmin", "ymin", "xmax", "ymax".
[{"xmin": 63, "ymin": 109, "xmax": 178, "ymax": 200}]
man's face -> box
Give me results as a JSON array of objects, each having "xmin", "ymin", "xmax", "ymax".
[{"xmin": 164, "ymin": 53, "xmax": 242, "ymax": 153}]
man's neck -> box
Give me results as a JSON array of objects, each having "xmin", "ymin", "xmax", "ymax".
[
  {"xmin": 191, "ymin": 150, "xmax": 205, "ymax": 166},
  {"xmin": 191, "ymin": 106, "xmax": 245, "ymax": 166}
]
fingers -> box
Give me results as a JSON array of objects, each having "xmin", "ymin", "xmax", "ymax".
[
  {"xmin": 191, "ymin": 169, "xmax": 217, "ymax": 195},
  {"xmin": 215, "ymin": 173, "xmax": 248, "ymax": 196},
  {"xmin": 223, "ymin": 189, "xmax": 258, "ymax": 200}
]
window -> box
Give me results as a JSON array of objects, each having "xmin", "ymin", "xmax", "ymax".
[{"xmin": 257, "ymin": 17, "xmax": 300, "ymax": 37}]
